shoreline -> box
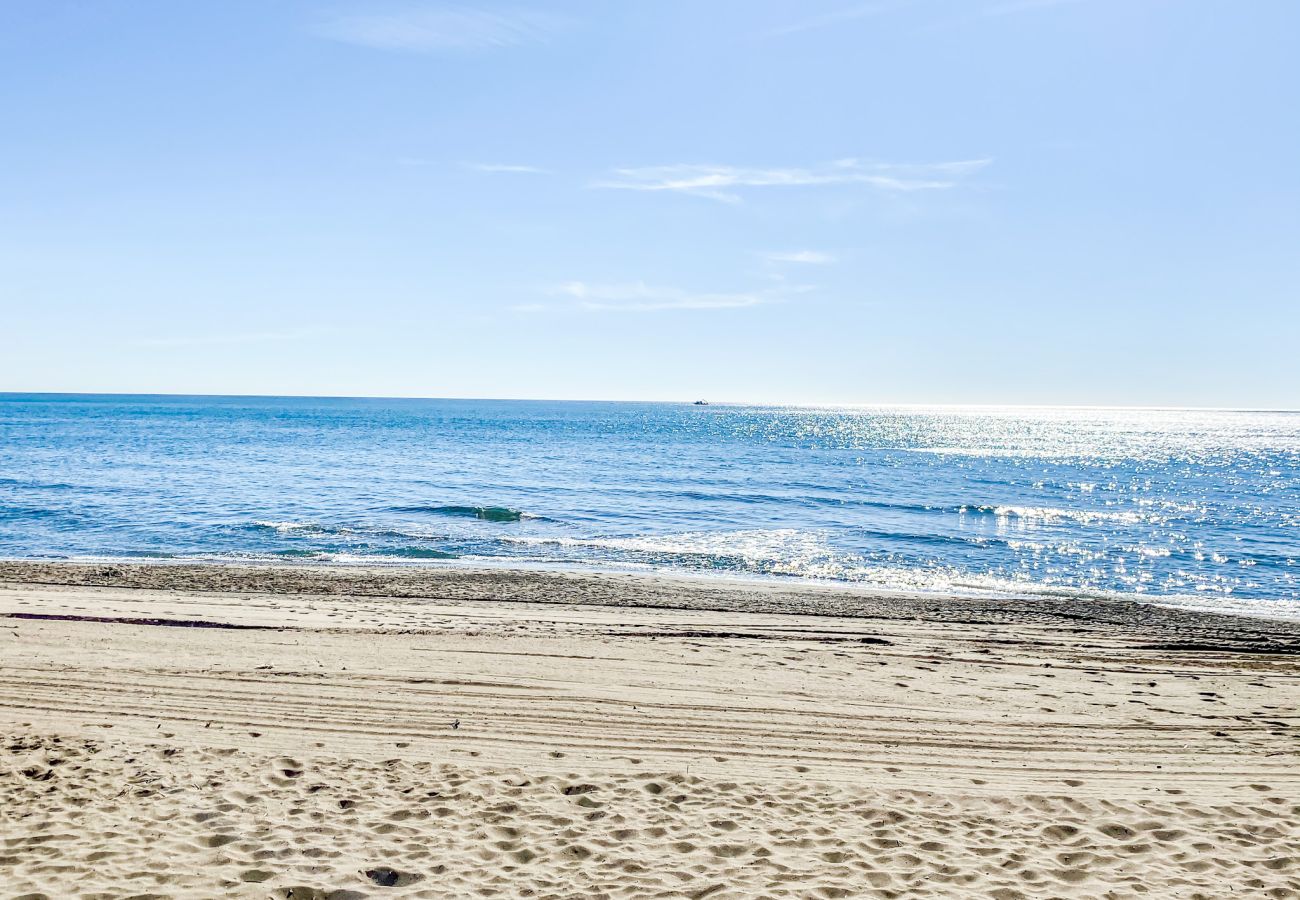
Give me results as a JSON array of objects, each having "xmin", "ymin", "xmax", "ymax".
[
  {"xmin": 3, "ymin": 559, "xmax": 1299, "ymax": 651},
  {"xmin": 6, "ymin": 553, "xmax": 1297, "ymax": 624}
]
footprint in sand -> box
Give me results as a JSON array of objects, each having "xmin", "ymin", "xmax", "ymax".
[{"xmin": 364, "ymin": 867, "xmax": 423, "ymax": 887}]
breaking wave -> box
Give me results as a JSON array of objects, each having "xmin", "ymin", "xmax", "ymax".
[{"xmin": 388, "ymin": 505, "xmax": 533, "ymax": 522}]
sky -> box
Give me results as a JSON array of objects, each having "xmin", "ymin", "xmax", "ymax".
[{"xmin": 1, "ymin": 0, "xmax": 1298, "ymax": 406}]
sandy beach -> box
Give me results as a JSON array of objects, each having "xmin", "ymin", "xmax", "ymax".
[{"xmin": 2, "ymin": 562, "xmax": 1297, "ymax": 898}]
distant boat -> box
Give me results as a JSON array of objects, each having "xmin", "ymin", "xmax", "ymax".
[{"xmin": 693, "ymin": 399, "xmax": 709, "ymax": 405}]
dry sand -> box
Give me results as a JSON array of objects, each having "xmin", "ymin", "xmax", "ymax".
[{"xmin": 1, "ymin": 562, "xmax": 1297, "ymax": 899}]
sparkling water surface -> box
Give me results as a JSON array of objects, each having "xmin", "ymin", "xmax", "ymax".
[{"xmin": 1, "ymin": 394, "xmax": 1297, "ymax": 617}]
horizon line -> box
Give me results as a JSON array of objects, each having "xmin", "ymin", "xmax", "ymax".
[{"xmin": 0, "ymin": 390, "xmax": 1295, "ymax": 414}]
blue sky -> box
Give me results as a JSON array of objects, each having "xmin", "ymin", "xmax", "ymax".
[{"xmin": 2, "ymin": 0, "xmax": 1297, "ymax": 406}]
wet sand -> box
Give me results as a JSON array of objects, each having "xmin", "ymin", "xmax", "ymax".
[{"xmin": 1, "ymin": 562, "xmax": 1297, "ymax": 898}]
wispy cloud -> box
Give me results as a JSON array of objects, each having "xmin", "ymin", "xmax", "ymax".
[
  {"xmin": 754, "ymin": 2, "xmax": 898, "ymax": 39},
  {"xmin": 765, "ymin": 250, "xmax": 836, "ymax": 265},
  {"xmin": 592, "ymin": 158, "xmax": 991, "ymax": 203},
  {"xmin": 313, "ymin": 5, "xmax": 570, "ymax": 52},
  {"xmin": 543, "ymin": 281, "xmax": 784, "ymax": 313},
  {"xmin": 466, "ymin": 162, "xmax": 549, "ymax": 174}
]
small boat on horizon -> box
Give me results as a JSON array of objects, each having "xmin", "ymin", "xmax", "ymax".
[{"xmin": 693, "ymin": 399, "xmax": 709, "ymax": 405}]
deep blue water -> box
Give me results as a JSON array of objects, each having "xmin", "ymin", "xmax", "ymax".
[{"xmin": 1, "ymin": 394, "xmax": 1297, "ymax": 618}]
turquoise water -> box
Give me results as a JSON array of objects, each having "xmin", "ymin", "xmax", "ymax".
[{"xmin": 1, "ymin": 394, "xmax": 1297, "ymax": 617}]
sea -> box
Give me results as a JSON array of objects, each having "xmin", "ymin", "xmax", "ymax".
[{"xmin": 1, "ymin": 394, "xmax": 1297, "ymax": 619}]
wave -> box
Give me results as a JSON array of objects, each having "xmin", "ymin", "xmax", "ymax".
[
  {"xmin": 273, "ymin": 546, "xmax": 457, "ymax": 560},
  {"xmin": 242, "ymin": 521, "xmax": 459, "ymax": 561},
  {"xmin": 247, "ymin": 520, "xmax": 442, "ymax": 540},
  {"xmin": 389, "ymin": 505, "xmax": 532, "ymax": 522},
  {"xmin": 0, "ymin": 504, "xmax": 64, "ymax": 521},
  {"xmin": 0, "ymin": 477, "xmax": 74, "ymax": 491},
  {"xmin": 386, "ymin": 546, "xmax": 459, "ymax": 559},
  {"xmin": 958, "ymin": 505, "xmax": 1147, "ymax": 526},
  {"xmin": 588, "ymin": 488, "xmax": 1169, "ymax": 527},
  {"xmin": 496, "ymin": 529, "xmax": 866, "ymax": 580},
  {"xmin": 630, "ymin": 488, "xmax": 952, "ymax": 516},
  {"xmin": 250, "ymin": 520, "xmax": 322, "ymax": 533}
]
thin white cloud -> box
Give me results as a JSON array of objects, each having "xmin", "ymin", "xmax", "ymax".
[
  {"xmin": 766, "ymin": 250, "xmax": 836, "ymax": 265},
  {"xmin": 550, "ymin": 281, "xmax": 771, "ymax": 312},
  {"xmin": 754, "ymin": 2, "xmax": 899, "ymax": 39},
  {"xmin": 592, "ymin": 158, "xmax": 991, "ymax": 202},
  {"xmin": 466, "ymin": 162, "xmax": 549, "ymax": 174},
  {"xmin": 313, "ymin": 5, "xmax": 570, "ymax": 52}
]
